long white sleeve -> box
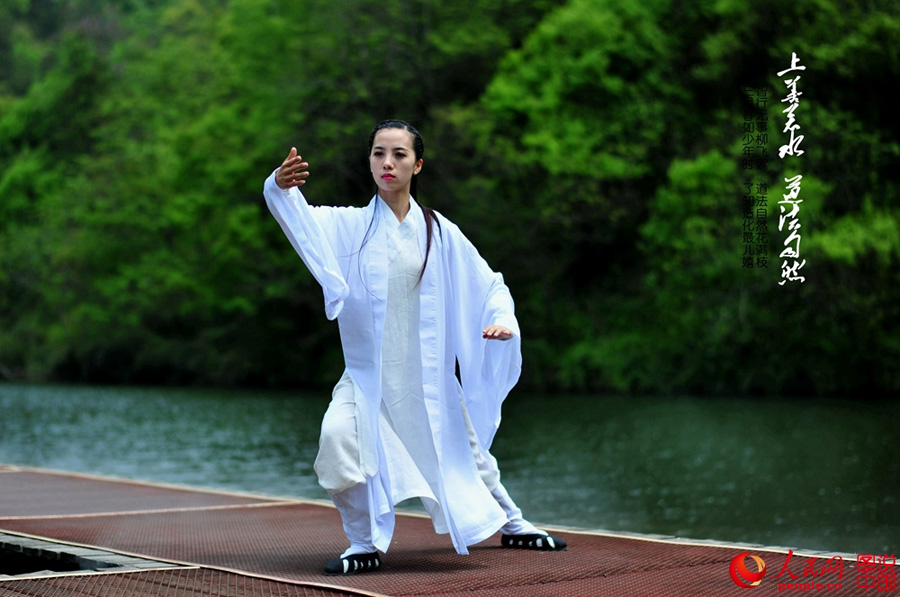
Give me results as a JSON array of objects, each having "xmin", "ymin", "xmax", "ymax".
[
  {"xmin": 263, "ymin": 170, "xmax": 349, "ymax": 320},
  {"xmin": 441, "ymin": 218, "xmax": 523, "ymax": 450}
]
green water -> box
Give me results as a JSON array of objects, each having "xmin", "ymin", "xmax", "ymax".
[{"xmin": 0, "ymin": 382, "xmax": 896, "ymax": 554}]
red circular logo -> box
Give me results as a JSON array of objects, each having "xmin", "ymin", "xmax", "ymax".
[{"xmin": 729, "ymin": 552, "xmax": 767, "ymax": 588}]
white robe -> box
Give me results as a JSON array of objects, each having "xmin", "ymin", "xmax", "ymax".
[{"xmin": 263, "ymin": 171, "xmax": 523, "ymax": 554}]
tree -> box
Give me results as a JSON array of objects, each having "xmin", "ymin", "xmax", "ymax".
[{"xmin": 474, "ymin": 0, "xmax": 900, "ymax": 394}]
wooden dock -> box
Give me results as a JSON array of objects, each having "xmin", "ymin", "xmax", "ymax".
[{"xmin": 0, "ymin": 465, "xmax": 889, "ymax": 596}]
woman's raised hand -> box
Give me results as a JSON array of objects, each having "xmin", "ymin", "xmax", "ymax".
[{"xmin": 275, "ymin": 147, "xmax": 310, "ymax": 189}]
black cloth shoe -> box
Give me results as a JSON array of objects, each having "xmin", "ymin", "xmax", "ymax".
[
  {"xmin": 323, "ymin": 552, "xmax": 381, "ymax": 576},
  {"xmin": 501, "ymin": 532, "xmax": 567, "ymax": 551}
]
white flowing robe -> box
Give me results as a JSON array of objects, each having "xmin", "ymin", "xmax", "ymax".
[{"xmin": 263, "ymin": 171, "xmax": 522, "ymax": 554}]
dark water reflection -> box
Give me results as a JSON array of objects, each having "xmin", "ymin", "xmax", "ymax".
[{"xmin": 0, "ymin": 383, "xmax": 896, "ymax": 554}]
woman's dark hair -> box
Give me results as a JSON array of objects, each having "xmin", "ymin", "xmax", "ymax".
[{"xmin": 366, "ymin": 120, "xmax": 440, "ymax": 283}]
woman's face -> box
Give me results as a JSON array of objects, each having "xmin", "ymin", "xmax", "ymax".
[{"xmin": 369, "ymin": 127, "xmax": 423, "ymax": 199}]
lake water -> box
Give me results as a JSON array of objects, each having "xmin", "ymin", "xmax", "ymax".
[{"xmin": 0, "ymin": 382, "xmax": 896, "ymax": 555}]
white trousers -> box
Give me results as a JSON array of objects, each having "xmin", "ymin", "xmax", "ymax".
[{"xmin": 315, "ymin": 376, "xmax": 541, "ymax": 556}]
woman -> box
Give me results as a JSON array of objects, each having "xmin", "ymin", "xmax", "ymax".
[{"xmin": 264, "ymin": 120, "xmax": 566, "ymax": 576}]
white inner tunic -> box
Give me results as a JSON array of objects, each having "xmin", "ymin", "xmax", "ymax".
[{"xmin": 376, "ymin": 204, "xmax": 448, "ymax": 528}]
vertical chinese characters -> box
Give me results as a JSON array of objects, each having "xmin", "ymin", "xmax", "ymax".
[
  {"xmin": 741, "ymin": 87, "xmax": 769, "ymax": 269},
  {"xmin": 776, "ymin": 52, "xmax": 807, "ymax": 285}
]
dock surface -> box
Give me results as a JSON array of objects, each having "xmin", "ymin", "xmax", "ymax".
[{"xmin": 0, "ymin": 465, "xmax": 890, "ymax": 596}]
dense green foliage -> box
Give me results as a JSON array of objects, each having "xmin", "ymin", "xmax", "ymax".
[{"xmin": 1, "ymin": 0, "xmax": 897, "ymax": 394}]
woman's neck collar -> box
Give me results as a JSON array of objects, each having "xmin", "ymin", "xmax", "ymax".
[{"xmin": 379, "ymin": 193, "xmax": 412, "ymax": 223}]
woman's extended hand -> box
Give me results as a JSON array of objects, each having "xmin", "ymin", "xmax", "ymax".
[
  {"xmin": 275, "ymin": 147, "xmax": 310, "ymax": 189},
  {"xmin": 482, "ymin": 325, "xmax": 513, "ymax": 341}
]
